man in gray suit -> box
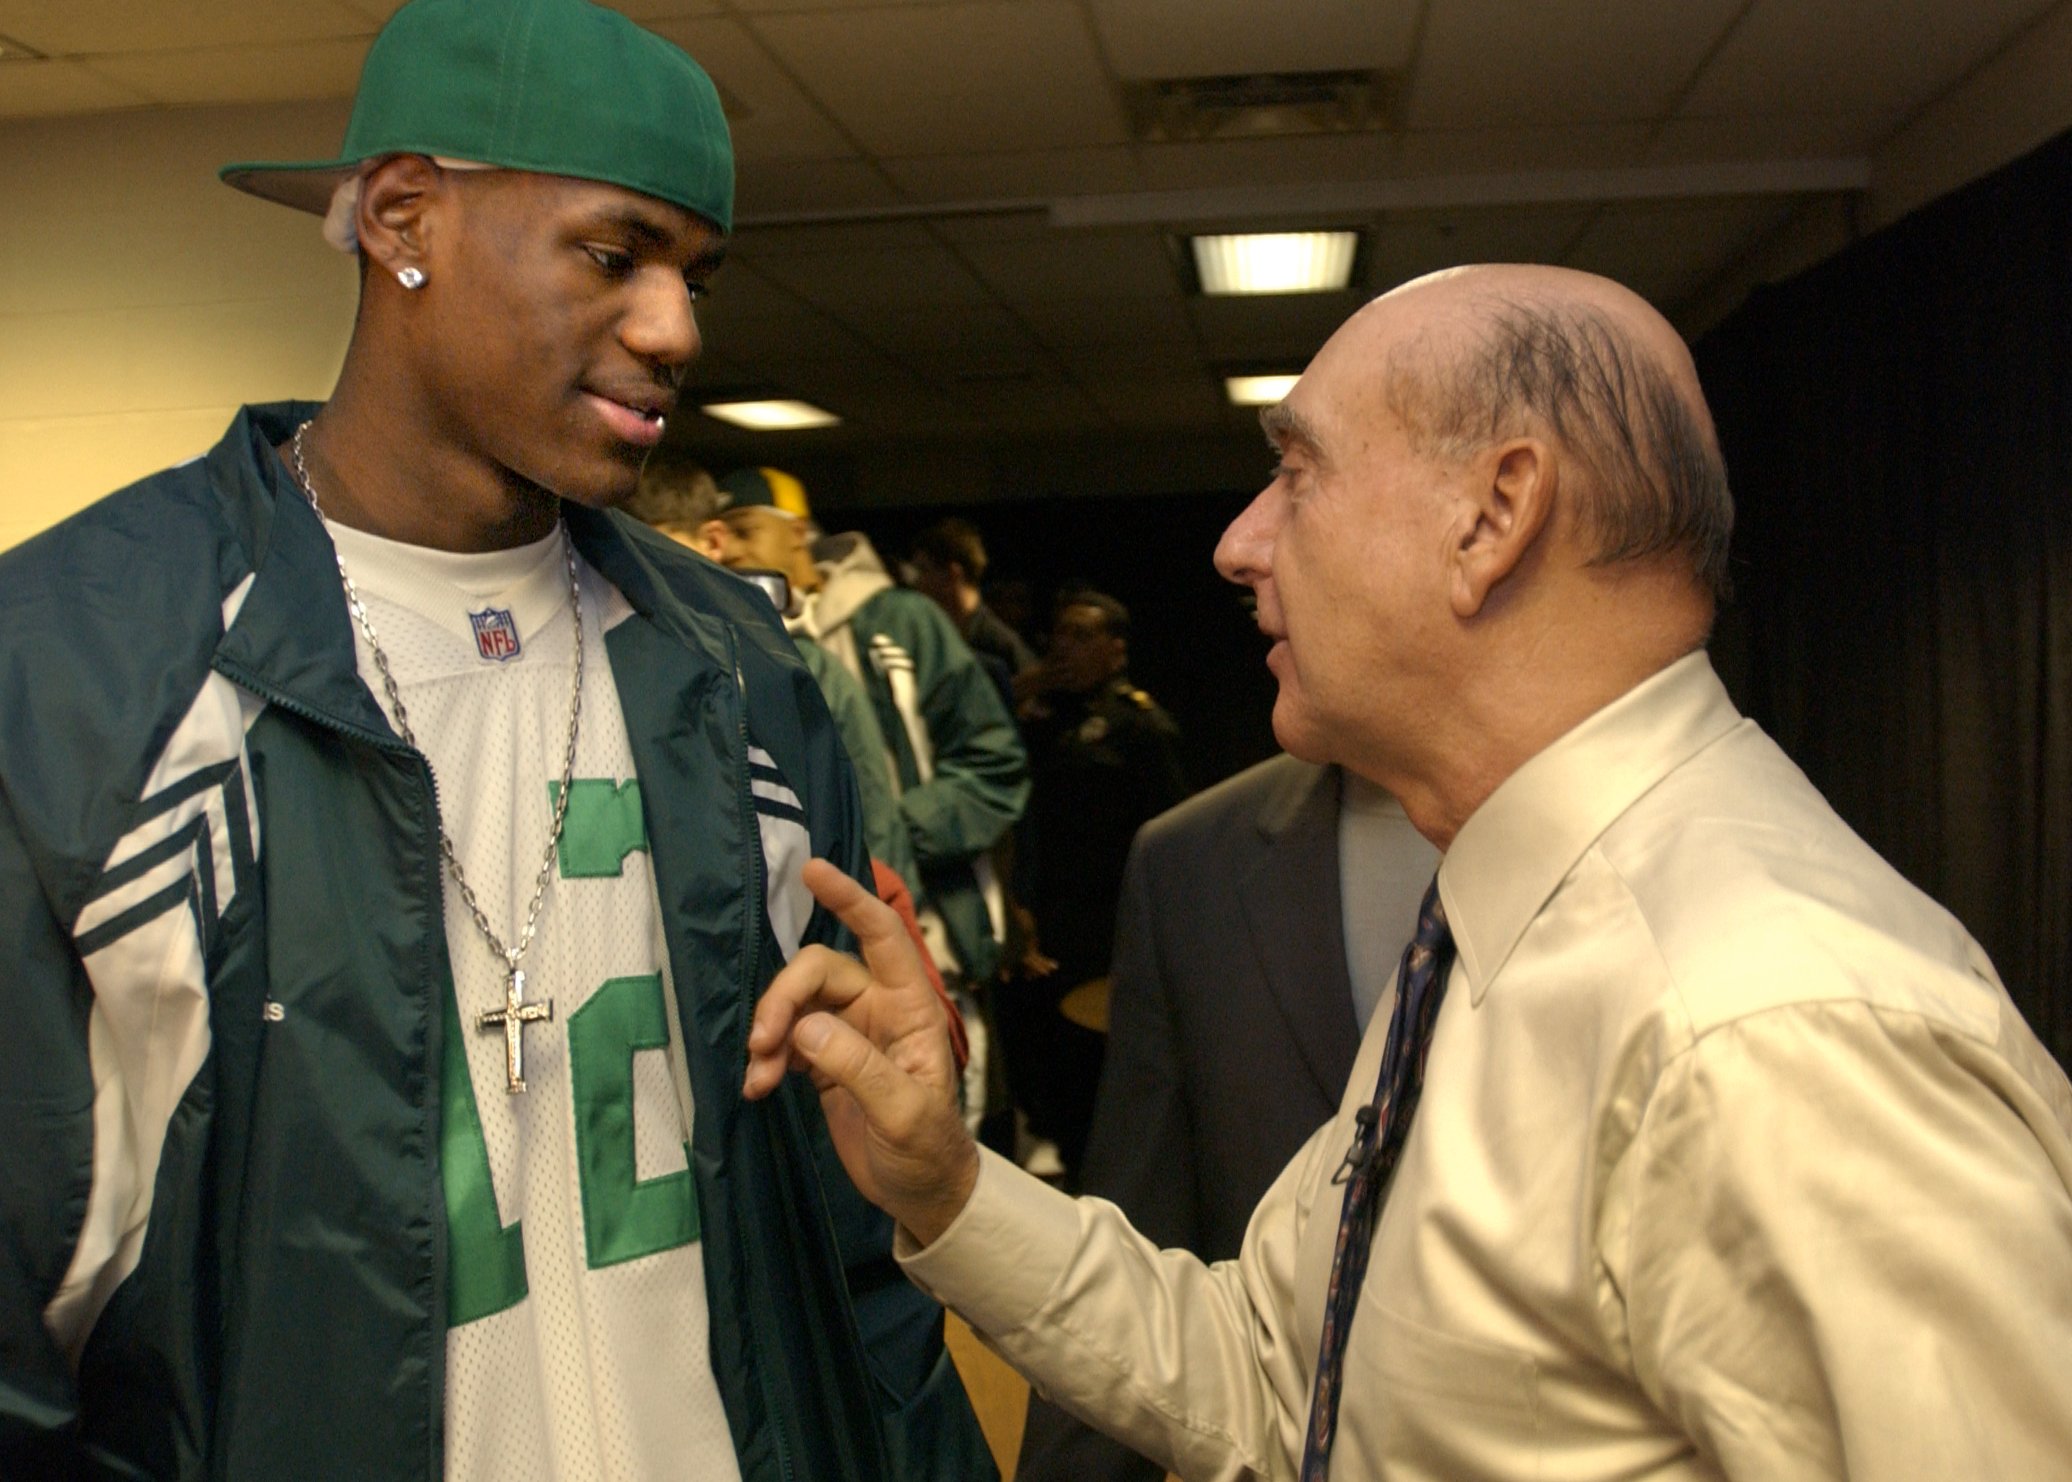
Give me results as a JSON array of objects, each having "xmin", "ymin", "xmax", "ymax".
[{"xmin": 1017, "ymin": 753, "xmax": 1435, "ymax": 1481}]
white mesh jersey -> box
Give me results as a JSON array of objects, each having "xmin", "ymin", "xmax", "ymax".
[{"xmin": 325, "ymin": 520, "xmax": 743, "ymax": 1482}]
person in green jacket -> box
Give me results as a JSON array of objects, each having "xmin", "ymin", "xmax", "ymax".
[
  {"xmin": 627, "ymin": 459, "xmax": 975, "ymax": 1071},
  {"xmin": 797, "ymin": 520, "xmax": 1030, "ymax": 1140},
  {"xmin": 625, "ymin": 457, "xmax": 921, "ymax": 892},
  {"xmin": 0, "ymin": 1, "xmax": 993, "ymax": 1477}
]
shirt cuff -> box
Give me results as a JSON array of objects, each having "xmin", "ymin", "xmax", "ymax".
[{"xmin": 897, "ymin": 1145, "xmax": 1085, "ymax": 1334}]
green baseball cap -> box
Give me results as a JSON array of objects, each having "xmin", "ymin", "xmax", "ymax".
[
  {"xmin": 220, "ymin": 0, "xmax": 734, "ymax": 233},
  {"xmin": 719, "ymin": 467, "xmax": 812, "ymax": 520}
]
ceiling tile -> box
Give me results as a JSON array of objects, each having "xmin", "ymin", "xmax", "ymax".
[
  {"xmin": 750, "ymin": 0, "xmax": 1129, "ymax": 156},
  {"xmin": 1079, "ymin": 369, "xmax": 1224, "ymax": 428},
  {"xmin": 929, "ymin": 210, "xmax": 1061, "ymax": 245},
  {"xmin": 738, "ymin": 353, "xmax": 927, "ymax": 398},
  {"xmin": 735, "ymin": 351, "xmax": 962, "ymax": 427},
  {"xmin": 732, "ymin": 157, "xmax": 900, "ymax": 218},
  {"xmin": 734, "ymin": 219, "xmax": 939, "ymax": 256},
  {"xmin": 1015, "ymin": 293, "xmax": 1195, "ymax": 349},
  {"xmin": 1362, "ymin": 204, "xmax": 1599, "ymax": 291},
  {"xmin": 1682, "ymin": 0, "xmax": 2057, "ymax": 124},
  {"xmin": 948, "ymin": 376, "xmax": 1108, "ymax": 434},
  {"xmin": 880, "ymin": 146, "xmax": 1143, "ymax": 203},
  {"xmin": 333, "ymin": 0, "xmax": 725, "ymax": 19},
  {"xmin": 1066, "ymin": 342, "xmax": 1214, "ymax": 378},
  {"xmin": 696, "ymin": 259, "xmax": 807, "ymax": 309},
  {"xmin": 0, "ymin": 1, "xmax": 374, "ymax": 55},
  {"xmin": 1188, "ymin": 292, "xmax": 1366, "ymax": 362},
  {"xmin": 643, "ymin": 15, "xmax": 850, "ymax": 160},
  {"xmin": 1395, "ymin": 122, "xmax": 1655, "ymax": 175},
  {"xmin": 857, "ymin": 301, "xmax": 1042, "ymax": 359},
  {"xmin": 1560, "ymin": 197, "xmax": 1798, "ymax": 308},
  {"xmin": 842, "ymin": 397, "xmax": 985, "ymax": 440},
  {"xmin": 0, "ymin": 57, "xmax": 152, "ymax": 117},
  {"xmin": 605, "ymin": 0, "xmax": 726, "ymax": 17},
  {"xmin": 1647, "ymin": 112, "xmax": 1887, "ymax": 164},
  {"xmin": 1137, "ymin": 132, "xmax": 1401, "ymax": 191},
  {"xmin": 957, "ymin": 230, "xmax": 1180, "ymax": 304},
  {"xmin": 938, "ymin": 361, "xmax": 1074, "ymax": 398},
  {"xmin": 1086, "ymin": 0, "xmax": 1419, "ymax": 79},
  {"xmin": 731, "ymin": 288, "xmax": 898, "ymax": 342},
  {"xmin": 697, "ymin": 296, "xmax": 844, "ymax": 359},
  {"xmin": 1406, "ymin": 0, "xmax": 1746, "ymax": 129},
  {"xmin": 680, "ymin": 343, "xmax": 759, "ymax": 383},
  {"xmin": 749, "ymin": 242, "xmax": 995, "ymax": 318},
  {"xmin": 724, "ymin": 0, "xmax": 966, "ymax": 10},
  {"xmin": 83, "ymin": 40, "xmax": 368, "ymax": 107}
]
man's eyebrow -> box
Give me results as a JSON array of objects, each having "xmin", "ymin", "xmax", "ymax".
[
  {"xmin": 585, "ymin": 208, "xmax": 729, "ymax": 272},
  {"xmin": 584, "ymin": 208, "xmax": 674, "ymax": 247},
  {"xmin": 1260, "ymin": 402, "xmax": 1320, "ymax": 456},
  {"xmin": 688, "ymin": 239, "xmax": 729, "ymax": 275}
]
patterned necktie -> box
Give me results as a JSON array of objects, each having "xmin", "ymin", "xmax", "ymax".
[{"xmin": 1299, "ymin": 875, "xmax": 1456, "ymax": 1480}]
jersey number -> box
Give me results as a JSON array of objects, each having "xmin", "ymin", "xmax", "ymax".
[{"xmin": 441, "ymin": 780, "xmax": 699, "ymax": 1327}]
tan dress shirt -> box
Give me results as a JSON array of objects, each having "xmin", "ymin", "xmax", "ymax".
[{"xmin": 902, "ymin": 653, "xmax": 2072, "ymax": 1480}]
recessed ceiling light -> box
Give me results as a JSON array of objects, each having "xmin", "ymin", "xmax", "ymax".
[
  {"xmin": 1192, "ymin": 231, "xmax": 1357, "ymax": 295},
  {"xmin": 700, "ymin": 399, "xmax": 841, "ymax": 431},
  {"xmin": 1225, "ymin": 374, "xmax": 1302, "ymax": 406}
]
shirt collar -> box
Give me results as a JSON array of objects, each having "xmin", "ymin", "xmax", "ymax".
[{"xmin": 1438, "ymin": 650, "xmax": 1745, "ymax": 1005}]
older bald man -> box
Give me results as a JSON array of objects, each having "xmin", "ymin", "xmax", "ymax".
[{"xmin": 743, "ymin": 265, "xmax": 2072, "ymax": 1481}]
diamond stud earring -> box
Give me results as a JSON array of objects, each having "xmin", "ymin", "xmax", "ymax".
[{"xmin": 396, "ymin": 266, "xmax": 426, "ymax": 290}]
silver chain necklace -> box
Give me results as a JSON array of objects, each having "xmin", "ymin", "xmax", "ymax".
[{"xmin": 291, "ymin": 419, "xmax": 583, "ymax": 1093}]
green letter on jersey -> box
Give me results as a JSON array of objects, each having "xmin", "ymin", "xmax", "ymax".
[
  {"xmin": 568, "ymin": 973, "xmax": 701, "ymax": 1268},
  {"xmin": 440, "ymin": 986, "xmax": 528, "ymax": 1326},
  {"xmin": 552, "ymin": 779, "xmax": 649, "ymax": 878}
]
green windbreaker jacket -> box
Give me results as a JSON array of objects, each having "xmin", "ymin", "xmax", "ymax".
[
  {"xmin": 802, "ymin": 537, "xmax": 1028, "ymax": 985},
  {"xmin": 0, "ymin": 404, "xmax": 995, "ymax": 1481}
]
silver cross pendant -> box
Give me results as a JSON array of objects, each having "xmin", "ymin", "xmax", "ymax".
[{"xmin": 478, "ymin": 962, "xmax": 555, "ymax": 1093}]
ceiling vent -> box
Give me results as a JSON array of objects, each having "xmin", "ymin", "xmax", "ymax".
[{"xmin": 1124, "ymin": 70, "xmax": 1395, "ymax": 143}]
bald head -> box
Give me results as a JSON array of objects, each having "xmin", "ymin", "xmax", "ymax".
[
  {"xmin": 1216, "ymin": 264, "xmax": 1733, "ymax": 840},
  {"xmin": 1371, "ymin": 265, "xmax": 1732, "ymax": 602}
]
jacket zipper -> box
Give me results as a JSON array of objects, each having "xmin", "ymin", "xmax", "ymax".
[
  {"xmin": 726, "ymin": 645, "xmax": 799, "ymax": 1482},
  {"xmin": 212, "ymin": 657, "xmax": 452, "ymax": 1482}
]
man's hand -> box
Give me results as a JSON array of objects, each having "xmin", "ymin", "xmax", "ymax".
[{"xmin": 743, "ymin": 858, "xmax": 980, "ymax": 1246}]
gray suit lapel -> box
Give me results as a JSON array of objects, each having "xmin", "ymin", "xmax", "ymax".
[{"xmin": 1240, "ymin": 762, "xmax": 1361, "ymax": 1105}]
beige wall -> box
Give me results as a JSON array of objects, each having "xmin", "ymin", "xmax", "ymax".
[{"xmin": 0, "ymin": 100, "xmax": 357, "ymax": 552}]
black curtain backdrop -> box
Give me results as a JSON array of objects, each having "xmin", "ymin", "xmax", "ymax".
[{"xmin": 1699, "ymin": 131, "xmax": 2072, "ymax": 1068}]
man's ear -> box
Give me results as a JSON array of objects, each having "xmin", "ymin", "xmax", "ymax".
[
  {"xmin": 1447, "ymin": 438, "xmax": 1555, "ymax": 619},
  {"xmin": 355, "ymin": 154, "xmax": 444, "ymax": 284},
  {"xmin": 693, "ymin": 518, "xmax": 732, "ymax": 563}
]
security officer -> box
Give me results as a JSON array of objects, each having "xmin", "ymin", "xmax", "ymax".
[{"xmin": 1010, "ymin": 590, "xmax": 1186, "ymax": 1181}]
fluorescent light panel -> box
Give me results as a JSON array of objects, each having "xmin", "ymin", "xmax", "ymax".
[
  {"xmin": 1225, "ymin": 374, "xmax": 1301, "ymax": 406},
  {"xmin": 700, "ymin": 399, "xmax": 840, "ymax": 431},
  {"xmin": 1192, "ymin": 231, "xmax": 1357, "ymax": 295}
]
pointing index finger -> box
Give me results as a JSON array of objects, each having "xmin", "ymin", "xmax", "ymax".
[{"xmin": 800, "ymin": 859, "xmax": 927, "ymax": 985}]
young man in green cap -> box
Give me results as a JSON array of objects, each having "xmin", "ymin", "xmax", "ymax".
[{"xmin": 0, "ymin": 1, "xmax": 993, "ymax": 1478}]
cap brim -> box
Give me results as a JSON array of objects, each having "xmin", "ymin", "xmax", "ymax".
[{"xmin": 218, "ymin": 159, "xmax": 360, "ymax": 216}]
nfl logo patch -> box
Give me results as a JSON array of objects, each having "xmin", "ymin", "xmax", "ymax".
[{"xmin": 470, "ymin": 607, "xmax": 522, "ymax": 663}]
